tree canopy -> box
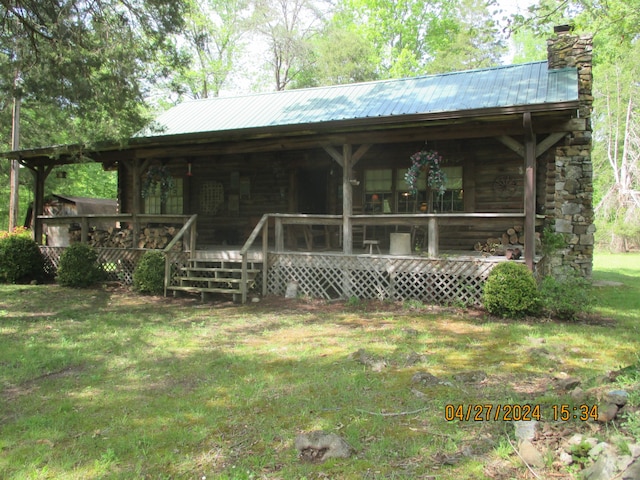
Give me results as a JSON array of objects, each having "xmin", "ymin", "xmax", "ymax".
[
  {"xmin": 2, "ymin": 0, "xmax": 640, "ymax": 248},
  {"xmin": 0, "ymin": 0, "xmax": 187, "ymax": 148}
]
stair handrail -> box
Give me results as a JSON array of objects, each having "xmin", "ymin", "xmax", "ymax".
[
  {"xmin": 163, "ymin": 214, "xmax": 198, "ymax": 296},
  {"xmin": 239, "ymin": 213, "xmax": 271, "ymax": 304}
]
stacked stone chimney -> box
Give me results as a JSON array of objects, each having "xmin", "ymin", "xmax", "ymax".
[{"xmin": 545, "ymin": 26, "xmax": 594, "ymax": 277}]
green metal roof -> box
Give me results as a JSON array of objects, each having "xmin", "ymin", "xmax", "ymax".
[{"xmin": 141, "ymin": 61, "xmax": 578, "ymax": 138}]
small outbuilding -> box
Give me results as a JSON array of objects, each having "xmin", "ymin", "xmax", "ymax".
[{"xmin": 25, "ymin": 195, "xmax": 118, "ymax": 246}]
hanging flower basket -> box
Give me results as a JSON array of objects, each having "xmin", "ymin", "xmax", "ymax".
[
  {"xmin": 404, "ymin": 149, "xmax": 447, "ymax": 196},
  {"xmin": 141, "ymin": 165, "xmax": 175, "ymax": 203}
]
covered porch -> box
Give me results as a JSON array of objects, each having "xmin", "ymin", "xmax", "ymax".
[{"xmin": 36, "ymin": 210, "xmax": 542, "ymax": 305}]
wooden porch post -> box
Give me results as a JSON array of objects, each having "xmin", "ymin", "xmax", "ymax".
[
  {"xmin": 342, "ymin": 144, "xmax": 353, "ymax": 255},
  {"xmin": 130, "ymin": 159, "xmax": 149, "ymax": 244},
  {"xmin": 31, "ymin": 165, "xmax": 53, "ymax": 245},
  {"xmin": 523, "ymin": 113, "xmax": 536, "ymax": 271},
  {"xmin": 427, "ymin": 217, "xmax": 439, "ymax": 258}
]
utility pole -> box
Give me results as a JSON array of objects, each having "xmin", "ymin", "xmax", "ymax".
[{"xmin": 9, "ymin": 79, "xmax": 21, "ymax": 231}]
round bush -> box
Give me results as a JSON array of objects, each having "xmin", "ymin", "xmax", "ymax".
[
  {"xmin": 0, "ymin": 234, "xmax": 44, "ymax": 283},
  {"xmin": 57, "ymin": 243, "xmax": 104, "ymax": 287},
  {"xmin": 483, "ymin": 262, "xmax": 541, "ymax": 318},
  {"xmin": 539, "ymin": 273, "xmax": 592, "ymax": 320},
  {"xmin": 133, "ymin": 250, "xmax": 165, "ymax": 295}
]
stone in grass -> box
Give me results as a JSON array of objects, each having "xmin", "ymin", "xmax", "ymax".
[
  {"xmin": 582, "ymin": 450, "xmax": 618, "ymax": 480},
  {"xmin": 411, "ymin": 371, "xmax": 452, "ymax": 387},
  {"xmin": 452, "ymin": 371, "xmax": 487, "ymax": 383},
  {"xmin": 294, "ymin": 431, "xmax": 353, "ymax": 463},
  {"xmin": 518, "ymin": 440, "xmax": 545, "ymax": 468},
  {"xmin": 557, "ymin": 376, "xmax": 581, "ymax": 391},
  {"xmin": 605, "ymin": 390, "xmax": 629, "ymax": 407},
  {"xmin": 514, "ymin": 420, "xmax": 538, "ymax": 443},
  {"xmin": 597, "ymin": 404, "xmax": 619, "ymax": 423},
  {"xmin": 622, "ymin": 457, "xmax": 640, "ymax": 480},
  {"xmin": 351, "ymin": 349, "xmax": 387, "ymax": 372}
]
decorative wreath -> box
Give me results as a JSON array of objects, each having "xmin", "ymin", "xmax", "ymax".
[
  {"xmin": 141, "ymin": 165, "xmax": 175, "ymax": 202},
  {"xmin": 404, "ymin": 149, "xmax": 447, "ymax": 196}
]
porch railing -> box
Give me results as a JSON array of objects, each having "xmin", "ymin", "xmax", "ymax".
[
  {"xmin": 236, "ymin": 212, "xmax": 539, "ymax": 303},
  {"xmin": 163, "ymin": 214, "xmax": 198, "ymax": 296},
  {"xmin": 36, "ymin": 213, "xmax": 197, "ymax": 248}
]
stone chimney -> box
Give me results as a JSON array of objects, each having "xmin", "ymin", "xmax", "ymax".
[
  {"xmin": 544, "ymin": 26, "xmax": 595, "ymax": 278},
  {"xmin": 547, "ymin": 25, "xmax": 593, "ymax": 123}
]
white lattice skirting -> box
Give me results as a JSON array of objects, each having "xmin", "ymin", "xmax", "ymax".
[
  {"xmin": 40, "ymin": 246, "xmax": 167, "ymax": 284},
  {"xmin": 267, "ymin": 253, "xmax": 500, "ymax": 305}
]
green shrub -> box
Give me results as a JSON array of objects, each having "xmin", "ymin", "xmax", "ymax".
[
  {"xmin": 539, "ymin": 272, "xmax": 592, "ymax": 320},
  {"xmin": 483, "ymin": 262, "xmax": 541, "ymax": 318},
  {"xmin": 57, "ymin": 243, "xmax": 104, "ymax": 287},
  {"xmin": 541, "ymin": 226, "xmax": 566, "ymax": 255},
  {"xmin": 0, "ymin": 234, "xmax": 44, "ymax": 283},
  {"xmin": 133, "ymin": 250, "xmax": 165, "ymax": 295}
]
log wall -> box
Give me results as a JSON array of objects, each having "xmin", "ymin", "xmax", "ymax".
[{"xmin": 118, "ymin": 137, "xmax": 529, "ymax": 251}]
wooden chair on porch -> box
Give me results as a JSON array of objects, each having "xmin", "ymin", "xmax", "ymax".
[
  {"xmin": 303, "ymin": 225, "xmax": 330, "ymax": 251},
  {"xmin": 362, "ymin": 225, "xmax": 381, "ymax": 254}
]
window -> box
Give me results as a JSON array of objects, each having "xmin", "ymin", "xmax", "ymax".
[
  {"xmin": 433, "ymin": 166, "xmax": 463, "ymax": 212},
  {"xmin": 365, "ymin": 165, "xmax": 464, "ymax": 213},
  {"xmin": 396, "ymin": 168, "xmax": 426, "ymax": 213},
  {"xmin": 145, "ymin": 178, "xmax": 184, "ymax": 214},
  {"xmin": 364, "ymin": 169, "xmax": 392, "ymax": 213}
]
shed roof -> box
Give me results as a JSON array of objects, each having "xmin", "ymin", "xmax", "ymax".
[
  {"xmin": 141, "ymin": 61, "xmax": 578, "ymax": 138},
  {"xmin": 50, "ymin": 195, "xmax": 117, "ymax": 215}
]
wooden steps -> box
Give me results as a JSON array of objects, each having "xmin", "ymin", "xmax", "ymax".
[{"xmin": 166, "ymin": 256, "xmax": 262, "ymax": 301}]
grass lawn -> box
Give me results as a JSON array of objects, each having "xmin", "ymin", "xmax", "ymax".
[{"xmin": 1, "ymin": 253, "xmax": 639, "ymax": 479}]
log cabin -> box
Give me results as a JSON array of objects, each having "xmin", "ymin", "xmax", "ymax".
[{"xmin": 5, "ymin": 27, "xmax": 594, "ymax": 304}]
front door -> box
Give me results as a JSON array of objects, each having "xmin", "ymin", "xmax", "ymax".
[{"xmin": 297, "ymin": 167, "xmax": 328, "ymax": 214}]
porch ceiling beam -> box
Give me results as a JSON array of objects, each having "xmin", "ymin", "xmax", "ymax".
[
  {"xmin": 535, "ymin": 132, "xmax": 567, "ymax": 157},
  {"xmin": 496, "ymin": 135, "xmax": 525, "ymax": 157},
  {"xmin": 352, "ymin": 143, "xmax": 372, "ymax": 166},
  {"xmin": 497, "ymin": 130, "xmax": 568, "ymax": 160},
  {"xmin": 10, "ymin": 117, "xmax": 585, "ymax": 167},
  {"xmin": 322, "ymin": 144, "xmax": 344, "ymax": 168},
  {"xmin": 323, "ymin": 143, "xmax": 372, "ymax": 168}
]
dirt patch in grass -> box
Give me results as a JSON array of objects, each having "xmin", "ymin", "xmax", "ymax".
[{"xmin": 2, "ymin": 364, "xmax": 86, "ymax": 402}]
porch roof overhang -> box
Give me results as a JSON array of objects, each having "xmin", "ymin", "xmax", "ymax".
[{"xmin": 6, "ymin": 100, "xmax": 580, "ymax": 169}]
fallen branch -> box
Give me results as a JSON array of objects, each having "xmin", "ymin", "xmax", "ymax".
[{"xmin": 356, "ymin": 407, "xmax": 430, "ymax": 417}]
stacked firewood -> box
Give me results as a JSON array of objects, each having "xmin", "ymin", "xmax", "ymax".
[
  {"xmin": 92, "ymin": 228, "xmax": 133, "ymax": 248},
  {"xmin": 69, "ymin": 224, "xmax": 182, "ymax": 250},
  {"xmin": 136, "ymin": 226, "xmax": 181, "ymax": 249},
  {"xmin": 474, "ymin": 225, "xmax": 540, "ymax": 258},
  {"xmin": 69, "ymin": 227, "xmax": 133, "ymax": 248}
]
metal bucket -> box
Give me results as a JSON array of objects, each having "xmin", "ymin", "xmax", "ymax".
[{"xmin": 389, "ymin": 233, "xmax": 411, "ymax": 255}]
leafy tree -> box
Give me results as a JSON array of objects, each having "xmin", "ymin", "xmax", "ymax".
[
  {"xmin": 510, "ymin": 29, "xmax": 547, "ymax": 64},
  {"xmin": 254, "ymin": 0, "xmax": 325, "ymax": 90},
  {"xmin": 0, "ymin": 0, "xmax": 187, "ymax": 147},
  {"xmin": 592, "ymin": 44, "xmax": 640, "ymax": 250},
  {"xmin": 330, "ymin": 0, "xmax": 505, "ymax": 78},
  {"xmin": 512, "ymin": 0, "xmax": 640, "ymax": 250},
  {"xmin": 511, "ymin": 0, "xmax": 640, "ymax": 64},
  {"xmin": 291, "ymin": 26, "xmax": 379, "ymax": 88},
  {"xmin": 169, "ymin": 0, "xmax": 253, "ymax": 100},
  {"xmin": 0, "ymin": 0, "xmax": 186, "ymax": 229}
]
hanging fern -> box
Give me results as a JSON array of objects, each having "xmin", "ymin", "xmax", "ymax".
[
  {"xmin": 404, "ymin": 150, "xmax": 447, "ymax": 196},
  {"xmin": 141, "ymin": 165, "xmax": 175, "ymax": 203}
]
